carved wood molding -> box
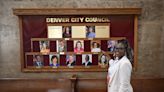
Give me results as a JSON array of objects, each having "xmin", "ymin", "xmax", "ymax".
[{"xmin": 13, "ymin": 8, "xmax": 141, "ymax": 15}]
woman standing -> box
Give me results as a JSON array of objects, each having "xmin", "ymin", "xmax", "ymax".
[{"xmin": 107, "ymin": 39, "xmax": 133, "ymax": 92}]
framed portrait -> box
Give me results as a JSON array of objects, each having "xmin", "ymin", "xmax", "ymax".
[
  {"xmin": 56, "ymin": 40, "xmax": 66, "ymax": 53},
  {"xmin": 82, "ymin": 54, "xmax": 92, "ymax": 67},
  {"xmin": 74, "ymin": 40, "xmax": 84, "ymax": 53},
  {"xmin": 66, "ymin": 54, "xmax": 76, "ymax": 68},
  {"xmin": 33, "ymin": 55, "xmax": 44, "ymax": 68},
  {"xmin": 39, "ymin": 40, "xmax": 50, "ymax": 55},
  {"xmin": 62, "ymin": 26, "xmax": 72, "ymax": 38},
  {"xmin": 86, "ymin": 26, "xmax": 95, "ymax": 38},
  {"xmin": 98, "ymin": 53, "xmax": 110, "ymax": 68},
  {"xmin": 107, "ymin": 40, "xmax": 118, "ymax": 52},
  {"xmin": 49, "ymin": 54, "xmax": 60, "ymax": 68},
  {"xmin": 91, "ymin": 40, "xmax": 101, "ymax": 53}
]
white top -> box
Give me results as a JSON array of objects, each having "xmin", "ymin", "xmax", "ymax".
[
  {"xmin": 107, "ymin": 56, "xmax": 133, "ymax": 92},
  {"xmin": 85, "ymin": 61, "xmax": 89, "ymax": 66},
  {"xmin": 91, "ymin": 48, "xmax": 101, "ymax": 52},
  {"xmin": 108, "ymin": 57, "xmax": 119, "ymax": 78}
]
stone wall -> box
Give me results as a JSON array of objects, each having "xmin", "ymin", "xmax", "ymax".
[{"xmin": 0, "ymin": 0, "xmax": 164, "ymax": 78}]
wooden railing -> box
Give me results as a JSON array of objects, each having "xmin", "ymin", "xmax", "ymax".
[{"xmin": 0, "ymin": 76, "xmax": 164, "ymax": 92}]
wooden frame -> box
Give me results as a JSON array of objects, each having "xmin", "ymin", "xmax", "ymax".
[
  {"xmin": 13, "ymin": 8, "xmax": 141, "ymax": 72},
  {"xmin": 134, "ymin": 15, "xmax": 138, "ymax": 71},
  {"xmin": 13, "ymin": 8, "xmax": 141, "ymax": 15}
]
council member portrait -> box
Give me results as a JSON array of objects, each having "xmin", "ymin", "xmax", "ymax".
[
  {"xmin": 82, "ymin": 54, "xmax": 92, "ymax": 66},
  {"xmin": 91, "ymin": 41, "xmax": 101, "ymax": 52},
  {"xmin": 66, "ymin": 54, "xmax": 76, "ymax": 67},
  {"xmin": 107, "ymin": 40, "xmax": 118, "ymax": 52},
  {"xmin": 98, "ymin": 54, "xmax": 109, "ymax": 67},
  {"xmin": 39, "ymin": 40, "xmax": 50, "ymax": 54},
  {"xmin": 57, "ymin": 40, "xmax": 66, "ymax": 52},
  {"xmin": 86, "ymin": 26, "xmax": 95, "ymax": 38},
  {"xmin": 33, "ymin": 55, "xmax": 44, "ymax": 68},
  {"xmin": 49, "ymin": 55, "xmax": 59, "ymax": 68},
  {"xmin": 62, "ymin": 26, "xmax": 72, "ymax": 38},
  {"xmin": 74, "ymin": 40, "xmax": 84, "ymax": 53}
]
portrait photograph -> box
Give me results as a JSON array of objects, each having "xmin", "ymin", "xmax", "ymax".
[
  {"xmin": 62, "ymin": 26, "xmax": 72, "ymax": 38},
  {"xmin": 49, "ymin": 54, "xmax": 59, "ymax": 68},
  {"xmin": 57, "ymin": 40, "xmax": 66, "ymax": 53},
  {"xmin": 39, "ymin": 40, "xmax": 50, "ymax": 54},
  {"xmin": 74, "ymin": 40, "xmax": 84, "ymax": 53},
  {"xmin": 86, "ymin": 26, "xmax": 95, "ymax": 38},
  {"xmin": 66, "ymin": 54, "xmax": 76, "ymax": 67},
  {"xmin": 82, "ymin": 54, "xmax": 92, "ymax": 67},
  {"xmin": 91, "ymin": 40, "xmax": 101, "ymax": 53},
  {"xmin": 107, "ymin": 40, "xmax": 118, "ymax": 52},
  {"xmin": 98, "ymin": 53, "xmax": 109, "ymax": 68},
  {"xmin": 33, "ymin": 55, "xmax": 44, "ymax": 68}
]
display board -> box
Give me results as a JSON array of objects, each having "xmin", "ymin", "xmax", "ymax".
[{"xmin": 13, "ymin": 8, "xmax": 141, "ymax": 72}]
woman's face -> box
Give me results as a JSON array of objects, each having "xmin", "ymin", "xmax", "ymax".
[
  {"xmin": 89, "ymin": 27, "xmax": 93, "ymax": 32},
  {"xmin": 66, "ymin": 30, "xmax": 69, "ymax": 34},
  {"xmin": 101, "ymin": 55, "xmax": 106, "ymax": 62},
  {"xmin": 69, "ymin": 56, "xmax": 74, "ymax": 62},
  {"xmin": 43, "ymin": 43, "xmax": 46, "ymax": 48},
  {"xmin": 115, "ymin": 43, "xmax": 125, "ymax": 58},
  {"xmin": 108, "ymin": 41, "xmax": 116, "ymax": 48},
  {"xmin": 93, "ymin": 42, "xmax": 98, "ymax": 48},
  {"xmin": 111, "ymin": 41, "xmax": 116, "ymax": 47},
  {"xmin": 66, "ymin": 27, "xmax": 70, "ymax": 34},
  {"xmin": 52, "ymin": 57, "xmax": 57, "ymax": 64},
  {"xmin": 59, "ymin": 41, "xmax": 64, "ymax": 46},
  {"xmin": 77, "ymin": 42, "xmax": 82, "ymax": 48}
]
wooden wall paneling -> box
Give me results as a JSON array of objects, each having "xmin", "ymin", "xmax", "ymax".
[
  {"xmin": 13, "ymin": 8, "xmax": 142, "ymax": 15},
  {"xmin": 0, "ymin": 78, "xmax": 164, "ymax": 92}
]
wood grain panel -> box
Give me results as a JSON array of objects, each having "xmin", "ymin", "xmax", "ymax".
[{"xmin": 0, "ymin": 78, "xmax": 164, "ymax": 92}]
